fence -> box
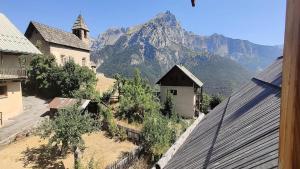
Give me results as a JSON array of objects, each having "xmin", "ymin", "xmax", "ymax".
[
  {"xmin": 0, "ymin": 68, "xmax": 27, "ymax": 79},
  {"xmin": 105, "ymin": 146, "xmax": 144, "ymax": 169},
  {"xmin": 117, "ymin": 124, "xmax": 141, "ymax": 142}
]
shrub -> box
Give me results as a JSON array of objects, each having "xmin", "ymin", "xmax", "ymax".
[
  {"xmin": 118, "ymin": 69, "xmax": 160, "ymax": 123},
  {"xmin": 162, "ymin": 93, "xmax": 174, "ymax": 117},
  {"xmin": 118, "ymin": 127, "xmax": 127, "ymax": 141},
  {"xmin": 142, "ymin": 111, "xmax": 173, "ymax": 161},
  {"xmin": 210, "ymin": 94, "xmax": 224, "ymax": 109},
  {"xmin": 201, "ymin": 93, "xmax": 211, "ymax": 114}
]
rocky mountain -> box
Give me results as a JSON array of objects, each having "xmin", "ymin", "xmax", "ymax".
[{"xmin": 91, "ymin": 11, "xmax": 282, "ymax": 96}]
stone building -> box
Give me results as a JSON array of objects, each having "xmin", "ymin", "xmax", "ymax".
[
  {"xmin": 25, "ymin": 15, "xmax": 94, "ymax": 69},
  {"xmin": 0, "ymin": 13, "xmax": 41, "ymax": 125}
]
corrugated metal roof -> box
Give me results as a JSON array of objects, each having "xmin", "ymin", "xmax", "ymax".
[
  {"xmin": 25, "ymin": 21, "xmax": 90, "ymax": 51},
  {"xmin": 161, "ymin": 57, "xmax": 282, "ymax": 169},
  {"xmin": 49, "ymin": 97, "xmax": 90, "ymax": 110},
  {"xmin": 156, "ymin": 65, "xmax": 203, "ymax": 87},
  {"xmin": 0, "ymin": 13, "xmax": 41, "ymax": 54}
]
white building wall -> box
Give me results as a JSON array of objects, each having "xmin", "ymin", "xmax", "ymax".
[{"xmin": 160, "ymin": 86, "xmax": 196, "ymax": 118}]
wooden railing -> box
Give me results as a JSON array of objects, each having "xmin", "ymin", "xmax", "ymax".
[{"xmin": 0, "ymin": 68, "xmax": 27, "ymax": 79}]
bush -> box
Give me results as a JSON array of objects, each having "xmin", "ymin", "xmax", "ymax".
[
  {"xmin": 118, "ymin": 69, "xmax": 160, "ymax": 123},
  {"xmin": 142, "ymin": 111, "xmax": 173, "ymax": 161},
  {"xmin": 162, "ymin": 93, "xmax": 174, "ymax": 117},
  {"xmin": 101, "ymin": 108, "xmax": 118, "ymax": 137},
  {"xmin": 101, "ymin": 90, "xmax": 113, "ymax": 104},
  {"xmin": 201, "ymin": 93, "xmax": 211, "ymax": 114},
  {"xmin": 210, "ymin": 95, "xmax": 224, "ymax": 109},
  {"xmin": 118, "ymin": 127, "xmax": 127, "ymax": 141}
]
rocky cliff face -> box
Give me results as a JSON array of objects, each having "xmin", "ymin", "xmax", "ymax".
[{"xmin": 91, "ymin": 11, "xmax": 282, "ymax": 96}]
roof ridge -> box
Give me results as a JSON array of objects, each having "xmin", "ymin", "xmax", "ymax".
[{"xmin": 31, "ymin": 21, "xmax": 76, "ymax": 37}]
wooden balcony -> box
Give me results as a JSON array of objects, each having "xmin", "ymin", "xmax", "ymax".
[{"xmin": 0, "ymin": 68, "xmax": 27, "ymax": 80}]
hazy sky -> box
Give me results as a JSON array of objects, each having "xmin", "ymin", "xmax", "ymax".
[{"xmin": 1, "ymin": 0, "xmax": 286, "ymax": 45}]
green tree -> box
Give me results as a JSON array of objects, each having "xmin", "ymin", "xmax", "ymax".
[
  {"xmin": 37, "ymin": 104, "xmax": 98, "ymax": 169},
  {"xmin": 142, "ymin": 111, "xmax": 173, "ymax": 161},
  {"xmin": 118, "ymin": 69, "xmax": 160, "ymax": 123},
  {"xmin": 210, "ymin": 94, "xmax": 224, "ymax": 109},
  {"xmin": 25, "ymin": 54, "xmax": 59, "ymax": 97},
  {"xmin": 162, "ymin": 93, "xmax": 174, "ymax": 117},
  {"xmin": 201, "ymin": 93, "xmax": 211, "ymax": 114},
  {"xmin": 26, "ymin": 55, "xmax": 97, "ymax": 99}
]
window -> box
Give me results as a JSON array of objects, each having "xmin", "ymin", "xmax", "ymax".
[
  {"xmin": 84, "ymin": 31, "xmax": 87, "ymax": 38},
  {"xmin": 0, "ymin": 86, "xmax": 7, "ymax": 97},
  {"xmin": 82, "ymin": 58, "xmax": 86, "ymax": 66},
  {"xmin": 169, "ymin": 89, "xmax": 177, "ymax": 96}
]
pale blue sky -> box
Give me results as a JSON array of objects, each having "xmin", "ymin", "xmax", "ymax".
[{"xmin": 0, "ymin": 0, "xmax": 286, "ymax": 45}]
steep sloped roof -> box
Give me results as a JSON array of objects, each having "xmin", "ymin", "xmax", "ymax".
[
  {"xmin": 156, "ymin": 65, "xmax": 203, "ymax": 87},
  {"xmin": 72, "ymin": 14, "xmax": 89, "ymax": 31},
  {"xmin": 0, "ymin": 13, "xmax": 41, "ymax": 54},
  {"xmin": 161, "ymin": 57, "xmax": 282, "ymax": 169},
  {"xmin": 25, "ymin": 21, "xmax": 90, "ymax": 51}
]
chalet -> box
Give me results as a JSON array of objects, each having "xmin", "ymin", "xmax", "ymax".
[
  {"xmin": 155, "ymin": 57, "xmax": 283, "ymax": 169},
  {"xmin": 156, "ymin": 65, "xmax": 203, "ymax": 118},
  {"xmin": 0, "ymin": 13, "xmax": 41, "ymax": 125},
  {"xmin": 24, "ymin": 15, "xmax": 94, "ymax": 70}
]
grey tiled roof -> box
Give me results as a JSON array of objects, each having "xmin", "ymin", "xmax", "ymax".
[
  {"xmin": 163, "ymin": 57, "xmax": 282, "ymax": 169},
  {"xmin": 26, "ymin": 21, "xmax": 90, "ymax": 51},
  {"xmin": 72, "ymin": 15, "xmax": 89, "ymax": 31},
  {"xmin": 0, "ymin": 13, "xmax": 41, "ymax": 54}
]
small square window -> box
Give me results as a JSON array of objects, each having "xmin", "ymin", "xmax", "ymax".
[{"xmin": 0, "ymin": 86, "xmax": 7, "ymax": 97}]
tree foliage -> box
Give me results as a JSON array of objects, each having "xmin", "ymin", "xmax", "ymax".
[
  {"xmin": 210, "ymin": 94, "xmax": 224, "ymax": 109},
  {"xmin": 142, "ymin": 111, "xmax": 173, "ymax": 161},
  {"xmin": 201, "ymin": 93, "xmax": 211, "ymax": 114},
  {"xmin": 37, "ymin": 104, "xmax": 98, "ymax": 169},
  {"xmin": 162, "ymin": 93, "xmax": 174, "ymax": 117},
  {"xmin": 26, "ymin": 55, "xmax": 97, "ymax": 99},
  {"xmin": 118, "ymin": 69, "xmax": 160, "ymax": 123}
]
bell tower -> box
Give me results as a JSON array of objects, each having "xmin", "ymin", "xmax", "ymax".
[{"xmin": 72, "ymin": 14, "xmax": 89, "ymax": 46}]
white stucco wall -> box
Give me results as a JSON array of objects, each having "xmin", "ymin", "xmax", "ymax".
[
  {"xmin": 49, "ymin": 44, "xmax": 90, "ymax": 67},
  {"xmin": 160, "ymin": 86, "xmax": 196, "ymax": 118}
]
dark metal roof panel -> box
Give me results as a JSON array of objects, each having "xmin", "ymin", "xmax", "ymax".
[{"xmin": 163, "ymin": 57, "xmax": 282, "ymax": 169}]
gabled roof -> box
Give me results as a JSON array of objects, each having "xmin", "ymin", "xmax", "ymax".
[
  {"xmin": 156, "ymin": 65, "xmax": 203, "ymax": 87},
  {"xmin": 0, "ymin": 13, "xmax": 41, "ymax": 54},
  {"xmin": 158, "ymin": 57, "xmax": 282, "ymax": 169},
  {"xmin": 72, "ymin": 14, "xmax": 89, "ymax": 31},
  {"xmin": 25, "ymin": 21, "xmax": 90, "ymax": 51}
]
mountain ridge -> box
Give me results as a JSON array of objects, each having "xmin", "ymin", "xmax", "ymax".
[{"xmin": 91, "ymin": 11, "xmax": 282, "ymax": 96}]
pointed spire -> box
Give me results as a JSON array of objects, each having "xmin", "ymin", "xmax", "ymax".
[{"xmin": 72, "ymin": 14, "xmax": 89, "ymax": 31}]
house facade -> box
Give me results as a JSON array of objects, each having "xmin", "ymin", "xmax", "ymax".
[
  {"xmin": 156, "ymin": 65, "xmax": 203, "ymax": 118},
  {"xmin": 25, "ymin": 15, "xmax": 94, "ymax": 69},
  {"xmin": 0, "ymin": 13, "xmax": 41, "ymax": 125}
]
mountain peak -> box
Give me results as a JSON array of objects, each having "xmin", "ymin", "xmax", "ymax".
[{"xmin": 153, "ymin": 10, "xmax": 178, "ymax": 27}]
